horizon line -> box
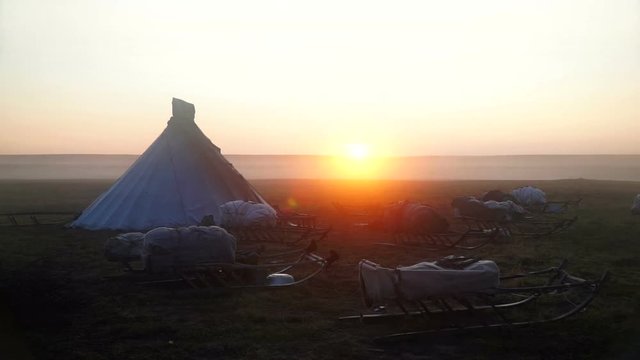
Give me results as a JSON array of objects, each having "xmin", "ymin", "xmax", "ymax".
[{"xmin": 2, "ymin": 153, "xmax": 640, "ymax": 157}]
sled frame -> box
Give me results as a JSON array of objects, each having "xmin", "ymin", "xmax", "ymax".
[{"xmin": 340, "ymin": 260, "xmax": 608, "ymax": 340}]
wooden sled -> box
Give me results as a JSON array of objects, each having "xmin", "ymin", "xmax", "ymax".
[
  {"xmin": 272, "ymin": 205, "xmax": 319, "ymax": 228},
  {"xmin": 375, "ymin": 227, "xmax": 500, "ymax": 252},
  {"xmin": 332, "ymin": 201, "xmax": 383, "ymax": 230},
  {"xmin": 173, "ymin": 250, "xmax": 338, "ymax": 289},
  {"xmin": 340, "ymin": 258, "xmax": 608, "ymax": 340},
  {"xmin": 225, "ymin": 224, "xmax": 331, "ymax": 246},
  {"xmin": 527, "ymin": 198, "xmax": 583, "ymax": 214},
  {"xmin": 457, "ymin": 215, "xmax": 578, "ymax": 239},
  {"xmin": 0, "ymin": 212, "xmax": 77, "ymax": 226},
  {"xmin": 112, "ymin": 241, "xmax": 339, "ymax": 290}
]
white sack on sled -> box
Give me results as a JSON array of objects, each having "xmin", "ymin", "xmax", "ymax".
[
  {"xmin": 219, "ymin": 200, "xmax": 277, "ymax": 228},
  {"xmin": 359, "ymin": 260, "xmax": 500, "ymax": 304},
  {"xmin": 484, "ymin": 200, "xmax": 527, "ymax": 220},
  {"xmin": 632, "ymin": 194, "xmax": 640, "ymax": 215},
  {"xmin": 104, "ymin": 232, "xmax": 145, "ymax": 262},
  {"xmin": 511, "ymin": 186, "xmax": 546, "ymax": 206},
  {"xmin": 381, "ymin": 202, "xmax": 449, "ymax": 233},
  {"xmin": 142, "ymin": 226, "xmax": 236, "ymax": 272}
]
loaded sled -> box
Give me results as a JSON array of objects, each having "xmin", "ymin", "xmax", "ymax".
[
  {"xmin": 172, "ymin": 247, "xmax": 338, "ymax": 289},
  {"xmin": 105, "ymin": 225, "xmax": 338, "ymax": 290},
  {"xmin": 376, "ymin": 227, "xmax": 500, "ymax": 252},
  {"xmin": 332, "ymin": 201, "xmax": 383, "ymax": 231},
  {"xmin": 218, "ymin": 200, "xmax": 331, "ymax": 246},
  {"xmin": 452, "ymin": 194, "xmax": 578, "ymax": 238},
  {"xmin": 224, "ymin": 224, "xmax": 331, "ymax": 246},
  {"xmin": 527, "ymin": 198, "xmax": 582, "ymax": 214},
  {"xmin": 483, "ymin": 187, "xmax": 582, "ymax": 214},
  {"xmin": 372, "ymin": 201, "xmax": 499, "ymax": 251},
  {"xmin": 340, "ymin": 257, "xmax": 607, "ymax": 340}
]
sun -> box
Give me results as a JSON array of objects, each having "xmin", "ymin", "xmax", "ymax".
[
  {"xmin": 330, "ymin": 142, "xmax": 387, "ymax": 179},
  {"xmin": 346, "ymin": 143, "xmax": 370, "ymax": 160}
]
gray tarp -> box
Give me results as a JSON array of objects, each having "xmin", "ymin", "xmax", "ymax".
[
  {"xmin": 142, "ymin": 225, "xmax": 236, "ymax": 273},
  {"xmin": 360, "ymin": 260, "xmax": 500, "ymax": 304}
]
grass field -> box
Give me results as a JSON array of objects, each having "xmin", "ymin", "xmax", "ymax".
[{"xmin": 1, "ymin": 178, "xmax": 640, "ymax": 359}]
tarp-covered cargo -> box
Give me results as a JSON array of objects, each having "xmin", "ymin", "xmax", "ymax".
[
  {"xmin": 452, "ymin": 196, "xmax": 526, "ymax": 221},
  {"xmin": 511, "ymin": 186, "xmax": 547, "ymax": 206},
  {"xmin": 219, "ymin": 200, "xmax": 277, "ymax": 228},
  {"xmin": 381, "ymin": 201, "xmax": 449, "ymax": 234},
  {"xmin": 104, "ymin": 232, "xmax": 145, "ymax": 262},
  {"xmin": 359, "ymin": 259, "xmax": 500, "ymax": 304},
  {"xmin": 142, "ymin": 226, "xmax": 236, "ymax": 273}
]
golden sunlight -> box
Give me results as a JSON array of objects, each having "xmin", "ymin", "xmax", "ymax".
[
  {"xmin": 346, "ymin": 143, "xmax": 370, "ymax": 160},
  {"xmin": 330, "ymin": 143, "xmax": 386, "ymax": 179}
]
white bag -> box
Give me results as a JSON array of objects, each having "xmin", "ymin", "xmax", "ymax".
[
  {"xmin": 511, "ymin": 186, "xmax": 547, "ymax": 206},
  {"xmin": 219, "ymin": 200, "xmax": 277, "ymax": 227}
]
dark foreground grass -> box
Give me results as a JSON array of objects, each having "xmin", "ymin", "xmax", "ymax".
[{"xmin": 1, "ymin": 179, "xmax": 640, "ymax": 359}]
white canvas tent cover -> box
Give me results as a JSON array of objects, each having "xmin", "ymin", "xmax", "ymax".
[
  {"xmin": 359, "ymin": 259, "xmax": 500, "ymax": 304},
  {"xmin": 71, "ymin": 98, "xmax": 269, "ymax": 230}
]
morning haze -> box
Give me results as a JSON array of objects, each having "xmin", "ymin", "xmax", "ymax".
[
  {"xmin": 2, "ymin": 154, "xmax": 640, "ymax": 181},
  {"xmin": 1, "ymin": 0, "xmax": 639, "ymax": 156}
]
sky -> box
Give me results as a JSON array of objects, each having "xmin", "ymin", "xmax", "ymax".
[{"xmin": 1, "ymin": 0, "xmax": 639, "ymax": 156}]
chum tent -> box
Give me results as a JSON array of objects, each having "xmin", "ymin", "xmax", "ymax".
[{"xmin": 71, "ymin": 98, "xmax": 269, "ymax": 230}]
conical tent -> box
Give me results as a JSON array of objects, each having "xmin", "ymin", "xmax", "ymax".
[{"xmin": 71, "ymin": 98, "xmax": 268, "ymax": 230}]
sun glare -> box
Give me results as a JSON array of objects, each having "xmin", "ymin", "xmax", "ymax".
[
  {"xmin": 330, "ymin": 143, "xmax": 387, "ymax": 179},
  {"xmin": 346, "ymin": 143, "xmax": 369, "ymax": 160}
]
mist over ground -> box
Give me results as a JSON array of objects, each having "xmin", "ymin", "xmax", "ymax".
[{"xmin": 1, "ymin": 154, "xmax": 640, "ymax": 181}]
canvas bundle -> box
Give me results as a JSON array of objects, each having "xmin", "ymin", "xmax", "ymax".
[
  {"xmin": 452, "ymin": 196, "xmax": 525, "ymax": 221},
  {"xmin": 142, "ymin": 226, "xmax": 237, "ymax": 273},
  {"xmin": 219, "ymin": 200, "xmax": 278, "ymax": 228},
  {"xmin": 104, "ymin": 232, "xmax": 145, "ymax": 262},
  {"xmin": 511, "ymin": 186, "xmax": 547, "ymax": 206},
  {"xmin": 359, "ymin": 260, "xmax": 500, "ymax": 305},
  {"xmin": 381, "ymin": 201, "xmax": 449, "ymax": 234}
]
